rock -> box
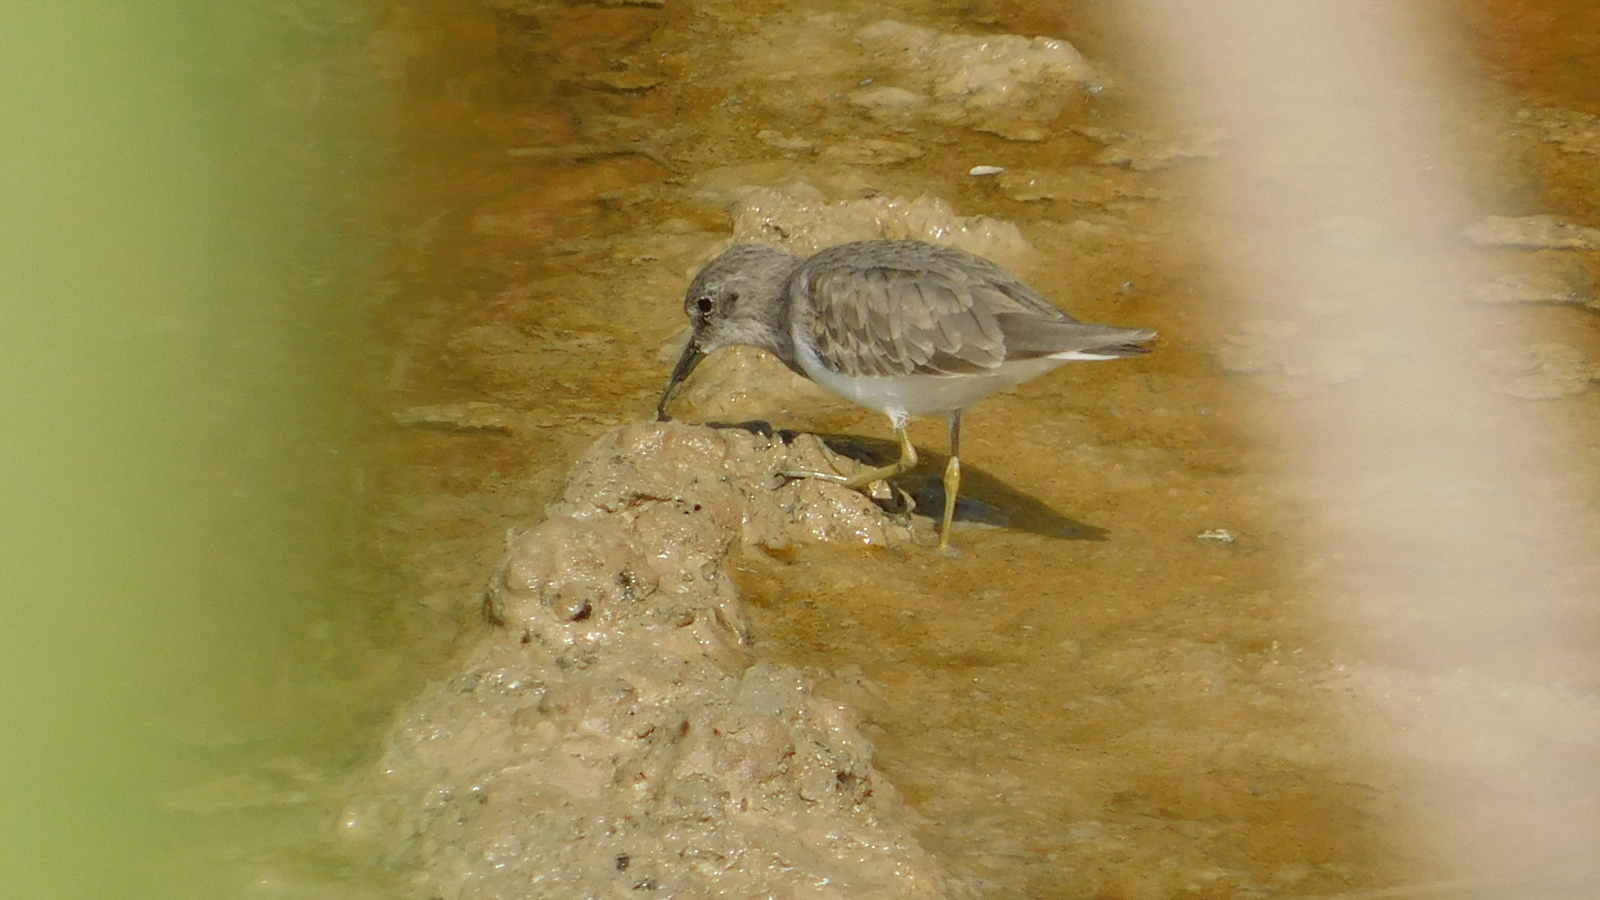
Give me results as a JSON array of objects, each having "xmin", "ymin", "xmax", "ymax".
[
  {"xmin": 1214, "ymin": 321, "xmax": 1396, "ymax": 396},
  {"xmin": 1080, "ymin": 126, "xmax": 1226, "ymax": 171},
  {"xmin": 1517, "ymin": 106, "xmax": 1600, "ymax": 156},
  {"xmin": 339, "ymin": 424, "xmax": 946, "ymax": 899},
  {"xmin": 847, "ymin": 85, "xmax": 931, "ymax": 113},
  {"xmin": 853, "ymin": 20, "xmax": 1097, "ymax": 141},
  {"xmin": 1480, "ymin": 343, "xmax": 1600, "ymax": 399},
  {"xmin": 729, "ymin": 183, "xmax": 1036, "ymax": 264},
  {"xmin": 585, "ymin": 69, "xmax": 664, "ymax": 93},
  {"xmin": 1213, "ymin": 322, "xmax": 1299, "ymax": 376},
  {"xmin": 1325, "ymin": 664, "xmax": 1600, "ymax": 768},
  {"xmin": 1469, "ymin": 260, "xmax": 1597, "ymax": 306},
  {"xmin": 755, "ymin": 129, "xmax": 814, "ymax": 152},
  {"xmin": 682, "ymin": 163, "xmax": 826, "ymax": 212},
  {"xmin": 1461, "ymin": 214, "xmax": 1600, "ymax": 250},
  {"xmin": 819, "ymin": 137, "xmax": 925, "ymax": 165}
]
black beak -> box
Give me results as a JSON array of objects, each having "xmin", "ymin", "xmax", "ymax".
[{"xmin": 655, "ymin": 337, "xmax": 706, "ymax": 422}]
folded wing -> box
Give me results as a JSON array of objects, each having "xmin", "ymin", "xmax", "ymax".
[{"xmin": 796, "ymin": 241, "xmax": 1152, "ymax": 377}]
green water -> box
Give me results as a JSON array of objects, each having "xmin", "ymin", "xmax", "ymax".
[{"xmin": 1, "ymin": 3, "xmax": 413, "ymax": 896}]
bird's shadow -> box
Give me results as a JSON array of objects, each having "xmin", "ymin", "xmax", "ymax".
[{"xmin": 707, "ymin": 420, "xmax": 1108, "ymax": 542}]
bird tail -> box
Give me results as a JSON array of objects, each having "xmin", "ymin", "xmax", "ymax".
[{"xmin": 997, "ymin": 316, "xmax": 1156, "ymax": 360}]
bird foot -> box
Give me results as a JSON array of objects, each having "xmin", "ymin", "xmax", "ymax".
[{"xmin": 780, "ymin": 433, "xmax": 900, "ymax": 489}]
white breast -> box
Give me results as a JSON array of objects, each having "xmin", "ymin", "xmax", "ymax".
[{"xmin": 789, "ymin": 317, "xmax": 1072, "ymax": 423}]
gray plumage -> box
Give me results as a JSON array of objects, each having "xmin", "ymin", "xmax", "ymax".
[
  {"xmin": 796, "ymin": 241, "xmax": 1150, "ymax": 379},
  {"xmin": 658, "ymin": 240, "xmax": 1154, "ymax": 421},
  {"xmin": 656, "ymin": 239, "xmax": 1155, "ymax": 552}
]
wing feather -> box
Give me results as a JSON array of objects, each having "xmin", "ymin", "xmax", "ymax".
[{"xmin": 794, "ymin": 241, "xmax": 1150, "ymax": 377}]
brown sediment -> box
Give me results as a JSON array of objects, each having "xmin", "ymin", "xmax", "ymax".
[
  {"xmin": 338, "ymin": 422, "xmax": 948, "ymax": 897},
  {"xmin": 332, "ymin": 0, "xmax": 1600, "ymax": 897}
]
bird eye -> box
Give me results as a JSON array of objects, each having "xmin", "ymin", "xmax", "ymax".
[{"xmin": 695, "ymin": 297, "xmax": 713, "ymax": 314}]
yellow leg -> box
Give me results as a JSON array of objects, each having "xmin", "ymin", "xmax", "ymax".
[
  {"xmin": 938, "ymin": 454, "xmax": 960, "ymax": 554},
  {"xmin": 783, "ymin": 425, "xmax": 918, "ymax": 489},
  {"xmin": 937, "ymin": 410, "xmax": 966, "ymax": 554}
]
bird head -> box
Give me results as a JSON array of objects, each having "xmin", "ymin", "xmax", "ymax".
[{"xmin": 656, "ymin": 245, "xmax": 801, "ymax": 421}]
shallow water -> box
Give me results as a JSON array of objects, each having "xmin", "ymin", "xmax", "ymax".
[
  {"xmin": 11, "ymin": 0, "xmax": 1599, "ymax": 896},
  {"xmin": 354, "ymin": 0, "xmax": 1600, "ymax": 896}
]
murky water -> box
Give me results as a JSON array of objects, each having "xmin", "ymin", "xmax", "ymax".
[
  {"xmin": 352, "ymin": 0, "xmax": 1600, "ymax": 896},
  {"xmin": 11, "ymin": 0, "xmax": 1597, "ymax": 896},
  {"xmin": 354, "ymin": 0, "xmax": 1600, "ymax": 896}
]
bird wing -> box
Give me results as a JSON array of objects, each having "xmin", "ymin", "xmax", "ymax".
[
  {"xmin": 797, "ymin": 242, "xmax": 1075, "ymax": 378},
  {"xmin": 996, "ymin": 317, "xmax": 1157, "ymax": 358}
]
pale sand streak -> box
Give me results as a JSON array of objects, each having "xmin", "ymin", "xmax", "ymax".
[{"xmin": 1139, "ymin": 0, "xmax": 1600, "ymax": 885}]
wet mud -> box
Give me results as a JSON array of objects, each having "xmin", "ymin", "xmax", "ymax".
[{"xmin": 310, "ymin": 1, "xmax": 1600, "ymax": 897}]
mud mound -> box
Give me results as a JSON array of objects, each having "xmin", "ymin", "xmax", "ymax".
[{"xmin": 337, "ymin": 423, "xmax": 950, "ymax": 899}]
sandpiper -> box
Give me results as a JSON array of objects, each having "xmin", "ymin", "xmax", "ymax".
[{"xmin": 656, "ymin": 240, "xmax": 1154, "ymax": 553}]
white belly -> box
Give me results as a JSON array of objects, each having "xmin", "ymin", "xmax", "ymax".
[{"xmin": 790, "ymin": 320, "xmax": 1073, "ymax": 422}]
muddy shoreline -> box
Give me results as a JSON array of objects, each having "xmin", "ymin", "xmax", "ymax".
[{"xmin": 318, "ymin": 0, "xmax": 1600, "ymax": 896}]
